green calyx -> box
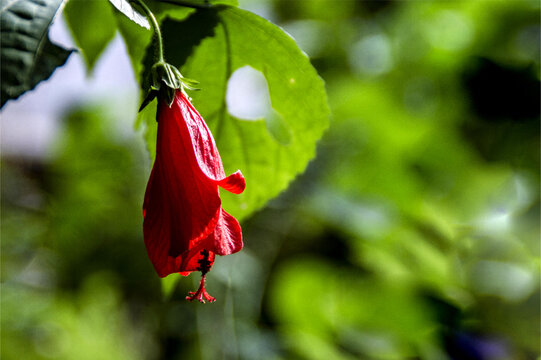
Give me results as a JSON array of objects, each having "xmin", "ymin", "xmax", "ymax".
[
  {"xmin": 130, "ymin": 0, "xmax": 198, "ymax": 112},
  {"xmin": 139, "ymin": 62, "xmax": 199, "ymax": 112}
]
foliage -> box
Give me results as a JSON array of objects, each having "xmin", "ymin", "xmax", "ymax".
[
  {"xmin": 0, "ymin": 0, "xmax": 72, "ymax": 107},
  {"xmin": 1, "ymin": 0, "xmax": 540, "ymax": 359},
  {"xmin": 64, "ymin": 0, "xmax": 118, "ymax": 71},
  {"xmin": 140, "ymin": 5, "xmax": 330, "ymax": 220}
]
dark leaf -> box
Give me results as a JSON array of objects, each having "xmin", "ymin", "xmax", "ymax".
[{"xmin": 1, "ymin": 0, "xmax": 72, "ymax": 107}]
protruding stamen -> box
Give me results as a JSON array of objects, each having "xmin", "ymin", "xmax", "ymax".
[{"xmin": 186, "ymin": 274, "xmax": 216, "ymax": 303}]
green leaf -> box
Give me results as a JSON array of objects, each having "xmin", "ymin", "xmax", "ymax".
[
  {"xmin": 114, "ymin": 9, "xmax": 154, "ymax": 78},
  {"xmin": 64, "ymin": 0, "xmax": 118, "ymax": 72},
  {"xmin": 108, "ymin": 0, "xmax": 150, "ymax": 29},
  {"xmin": 0, "ymin": 0, "xmax": 72, "ymax": 107},
  {"xmin": 141, "ymin": 6, "xmax": 330, "ymax": 220}
]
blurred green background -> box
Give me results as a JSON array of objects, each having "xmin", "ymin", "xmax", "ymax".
[{"xmin": 1, "ymin": 0, "xmax": 539, "ymax": 359}]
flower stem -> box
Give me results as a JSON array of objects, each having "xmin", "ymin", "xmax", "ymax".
[{"xmin": 130, "ymin": 0, "xmax": 164, "ymax": 63}]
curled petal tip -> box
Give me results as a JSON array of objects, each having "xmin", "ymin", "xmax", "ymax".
[{"xmin": 218, "ymin": 170, "xmax": 246, "ymax": 194}]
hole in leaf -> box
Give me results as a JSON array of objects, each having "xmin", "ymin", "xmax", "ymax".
[{"xmin": 226, "ymin": 66, "xmax": 291, "ymax": 145}]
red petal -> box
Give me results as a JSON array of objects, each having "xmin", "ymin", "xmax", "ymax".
[
  {"xmin": 143, "ymin": 91, "xmax": 244, "ymax": 278},
  {"xmin": 175, "ymin": 92, "xmax": 245, "ymax": 195},
  {"xmin": 205, "ymin": 208, "xmax": 243, "ymax": 256},
  {"xmin": 216, "ymin": 170, "xmax": 246, "ymax": 194}
]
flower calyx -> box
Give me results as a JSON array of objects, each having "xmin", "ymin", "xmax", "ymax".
[{"xmin": 139, "ymin": 62, "xmax": 199, "ymax": 112}]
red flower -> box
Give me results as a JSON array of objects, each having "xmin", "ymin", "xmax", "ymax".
[{"xmin": 143, "ymin": 90, "xmax": 245, "ymax": 303}]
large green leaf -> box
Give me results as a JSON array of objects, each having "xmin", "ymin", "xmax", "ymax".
[
  {"xmin": 140, "ymin": 6, "xmax": 330, "ymax": 220},
  {"xmin": 64, "ymin": 0, "xmax": 117, "ymax": 72},
  {"xmin": 0, "ymin": 0, "xmax": 72, "ymax": 107}
]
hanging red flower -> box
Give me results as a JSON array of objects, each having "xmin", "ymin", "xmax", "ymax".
[{"xmin": 143, "ymin": 90, "xmax": 246, "ymax": 303}]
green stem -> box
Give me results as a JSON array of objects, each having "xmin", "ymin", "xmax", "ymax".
[{"xmin": 130, "ymin": 0, "xmax": 164, "ymax": 62}]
